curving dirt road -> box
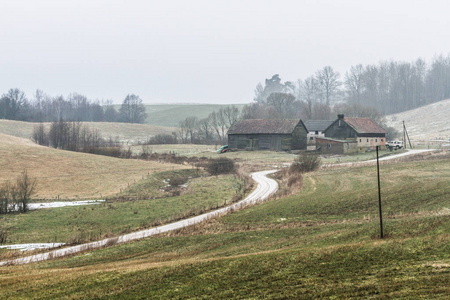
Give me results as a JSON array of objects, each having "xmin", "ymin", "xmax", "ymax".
[{"xmin": 0, "ymin": 170, "xmax": 279, "ymax": 266}]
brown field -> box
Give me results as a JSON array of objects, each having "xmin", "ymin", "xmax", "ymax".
[
  {"xmin": 0, "ymin": 120, "xmax": 176, "ymax": 144},
  {"xmin": 0, "ymin": 133, "xmax": 187, "ymax": 199}
]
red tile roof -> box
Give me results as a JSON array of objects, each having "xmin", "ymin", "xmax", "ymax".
[
  {"xmin": 344, "ymin": 117, "xmax": 386, "ymax": 134},
  {"xmin": 228, "ymin": 119, "xmax": 302, "ymax": 134}
]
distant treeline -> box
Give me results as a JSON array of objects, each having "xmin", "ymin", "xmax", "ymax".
[
  {"xmin": 32, "ymin": 120, "xmax": 126, "ymax": 157},
  {"xmin": 252, "ymin": 54, "xmax": 450, "ymax": 119},
  {"xmin": 0, "ymin": 90, "xmax": 147, "ymax": 123}
]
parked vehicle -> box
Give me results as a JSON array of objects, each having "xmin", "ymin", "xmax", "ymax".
[
  {"xmin": 218, "ymin": 145, "xmax": 229, "ymax": 153},
  {"xmin": 387, "ymin": 140, "xmax": 403, "ymax": 150}
]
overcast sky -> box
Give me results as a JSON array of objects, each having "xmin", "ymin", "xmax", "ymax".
[{"xmin": 1, "ymin": 0, "xmax": 449, "ymax": 104}]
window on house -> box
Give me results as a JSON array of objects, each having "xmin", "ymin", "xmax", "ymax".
[
  {"xmin": 375, "ymin": 139, "xmax": 378, "ymax": 142},
  {"xmin": 315, "ymin": 131, "xmax": 318, "ymax": 135},
  {"xmin": 381, "ymin": 139, "xmax": 384, "ymax": 142},
  {"xmin": 327, "ymin": 143, "xmax": 331, "ymax": 149},
  {"xmin": 367, "ymin": 139, "xmax": 369, "ymax": 142},
  {"xmin": 310, "ymin": 137, "xmax": 314, "ymax": 140},
  {"xmin": 359, "ymin": 139, "xmax": 361, "ymax": 142}
]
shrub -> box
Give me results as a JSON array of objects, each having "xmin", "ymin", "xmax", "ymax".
[
  {"xmin": 206, "ymin": 158, "xmax": 235, "ymax": 175},
  {"xmin": 169, "ymin": 176, "xmax": 188, "ymax": 187},
  {"xmin": 290, "ymin": 152, "xmax": 321, "ymax": 173},
  {"xmin": 0, "ymin": 225, "xmax": 7, "ymax": 244}
]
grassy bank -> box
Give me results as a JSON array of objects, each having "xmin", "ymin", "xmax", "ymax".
[
  {"xmin": 1, "ymin": 155, "xmax": 449, "ymax": 298},
  {"xmin": 0, "ymin": 170, "xmax": 244, "ymax": 245}
]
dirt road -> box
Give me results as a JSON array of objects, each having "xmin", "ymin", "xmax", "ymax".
[{"xmin": 0, "ymin": 170, "xmax": 278, "ymax": 266}]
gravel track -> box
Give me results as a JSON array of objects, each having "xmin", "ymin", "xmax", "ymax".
[{"xmin": 0, "ymin": 170, "xmax": 278, "ymax": 266}]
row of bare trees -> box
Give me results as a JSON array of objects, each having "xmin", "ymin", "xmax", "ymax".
[
  {"xmin": 178, "ymin": 106, "xmax": 239, "ymax": 144},
  {"xmin": 254, "ymin": 53, "xmax": 450, "ymax": 118},
  {"xmin": 32, "ymin": 120, "xmax": 122, "ymax": 156},
  {"xmin": 0, "ymin": 89, "xmax": 147, "ymax": 124},
  {"xmin": 0, "ymin": 171, "xmax": 36, "ymax": 214}
]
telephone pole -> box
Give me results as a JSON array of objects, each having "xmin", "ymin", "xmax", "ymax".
[{"xmin": 376, "ymin": 146, "xmax": 384, "ymax": 239}]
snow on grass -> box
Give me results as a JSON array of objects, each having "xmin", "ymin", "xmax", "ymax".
[
  {"xmin": 27, "ymin": 200, "xmax": 105, "ymax": 210},
  {"xmin": 0, "ymin": 243, "xmax": 65, "ymax": 251}
]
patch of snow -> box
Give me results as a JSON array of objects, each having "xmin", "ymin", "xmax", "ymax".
[
  {"xmin": 0, "ymin": 243, "xmax": 65, "ymax": 251},
  {"xmin": 27, "ymin": 200, "xmax": 105, "ymax": 210}
]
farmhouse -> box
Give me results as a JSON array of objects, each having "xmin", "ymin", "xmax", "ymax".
[
  {"xmin": 305, "ymin": 119, "xmax": 334, "ymax": 147},
  {"xmin": 319, "ymin": 114, "xmax": 387, "ymax": 153},
  {"xmin": 227, "ymin": 119, "xmax": 308, "ymax": 151}
]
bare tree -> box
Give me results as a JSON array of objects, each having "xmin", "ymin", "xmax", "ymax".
[
  {"xmin": 32, "ymin": 123, "xmax": 48, "ymax": 146},
  {"xmin": 179, "ymin": 117, "xmax": 198, "ymax": 144},
  {"xmin": 316, "ymin": 66, "xmax": 341, "ymax": 106},
  {"xmin": 0, "ymin": 182, "xmax": 11, "ymax": 214},
  {"xmin": 119, "ymin": 94, "xmax": 147, "ymax": 123},
  {"xmin": 15, "ymin": 170, "xmax": 36, "ymax": 213},
  {"xmin": 345, "ymin": 64, "xmax": 365, "ymax": 103},
  {"xmin": 297, "ymin": 76, "xmax": 320, "ymax": 119},
  {"xmin": 266, "ymin": 93, "xmax": 299, "ymax": 119},
  {"xmin": 197, "ymin": 118, "xmax": 213, "ymax": 144},
  {"xmin": 0, "ymin": 88, "xmax": 28, "ymax": 120},
  {"xmin": 221, "ymin": 105, "xmax": 240, "ymax": 127}
]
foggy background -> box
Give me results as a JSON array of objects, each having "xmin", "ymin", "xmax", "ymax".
[{"xmin": 1, "ymin": 0, "xmax": 449, "ymax": 104}]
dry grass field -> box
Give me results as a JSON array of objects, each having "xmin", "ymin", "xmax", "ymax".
[
  {"xmin": 0, "ymin": 120, "xmax": 176, "ymax": 144},
  {"xmin": 0, "ymin": 133, "xmax": 187, "ymax": 199},
  {"xmin": 130, "ymin": 144, "xmax": 217, "ymax": 156}
]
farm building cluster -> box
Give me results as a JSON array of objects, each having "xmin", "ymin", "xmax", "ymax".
[{"xmin": 227, "ymin": 114, "xmax": 387, "ymax": 154}]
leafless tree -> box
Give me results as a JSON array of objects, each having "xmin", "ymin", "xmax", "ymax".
[
  {"xmin": 0, "ymin": 88, "xmax": 28, "ymax": 120},
  {"xmin": 316, "ymin": 66, "xmax": 341, "ymax": 106},
  {"xmin": 266, "ymin": 93, "xmax": 299, "ymax": 119},
  {"xmin": 345, "ymin": 64, "xmax": 365, "ymax": 104},
  {"xmin": 119, "ymin": 94, "xmax": 147, "ymax": 123},
  {"xmin": 179, "ymin": 117, "xmax": 198, "ymax": 144},
  {"xmin": 222, "ymin": 105, "xmax": 239, "ymax": 127},
  {"xmin": 297, "ymin": 76, "xmax": 320, "ymax": 119},
  {"xmin": 15, "ymin": 170, "xmax": 36, "ymax": 213}
]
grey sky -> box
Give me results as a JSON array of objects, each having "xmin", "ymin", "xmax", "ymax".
[{"xmin": 1, "ymin": 0, "xmax": 449, "ymax": 104}]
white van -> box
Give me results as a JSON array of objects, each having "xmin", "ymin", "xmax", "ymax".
[{"xmin": 387, "ymin": 140, "xmax": 403, "ymax": 149}]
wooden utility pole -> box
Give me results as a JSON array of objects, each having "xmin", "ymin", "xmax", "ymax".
[
  {"xmin": 403, "ymin": 121, "xmax": 413, "ymax": 149},
  {"xmin": 376, "ymin": 146, "xmax": 384, "ymax": 239}
]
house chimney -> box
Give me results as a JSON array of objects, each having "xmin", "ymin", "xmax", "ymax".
[{"xmin": 338, "ymin": 114, "xmax": 344, "ymax": 119}]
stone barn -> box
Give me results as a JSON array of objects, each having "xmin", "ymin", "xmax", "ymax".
[{"xmin": 227, "ymin": 119, "xmax": 308, "ymax": 151}]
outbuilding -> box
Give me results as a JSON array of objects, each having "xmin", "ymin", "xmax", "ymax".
[
  {"xmin": 322, "ymin": 114, "xmax": 387, "ymax": 152},
  {"xmin": 227, "ymin": 119, "xmax": 308, "ymax": 151}
]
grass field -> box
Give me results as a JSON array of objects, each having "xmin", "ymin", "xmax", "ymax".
[
  {"xmin": 0, "ymin": 170, "xmax": 243, "ymax": 245},
  {"xmin": 1, "ymin": 153, "xmax": 448, "ymax": 298},
  {"xmin": 141, "ymin": 104, "xmax": 246, "ymax": 127},
  {"xmin": 0, "ymin": 120, "xmax": 176, "ymax": 144},
  {"xmin": 0, "ymin": 133, "xmax": 186, "ymax": 199},
  {"xmin": 130, "ymin": 144, "xmax": 217, "ymax": 156}
]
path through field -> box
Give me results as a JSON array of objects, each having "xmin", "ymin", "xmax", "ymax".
[{"xmin": 0, "ymin": 170, "xmax": 278, "ymax": 266}]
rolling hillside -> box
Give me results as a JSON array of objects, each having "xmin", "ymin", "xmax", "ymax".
[
  {"xmin": 385, "ymin": 98, "xmax": 450, "ymax": 142},
  {"xmin": 0, "ymin": 133, "xmax": 186, "ymax": 199},
  {"xmin": 142, "ymin": 103, "xmax": 246, "ymax": 127},
  {"xmin": 0, "ymin": 120, "xmax": 176, "ymax": 144},
  {"xmin": 2, "ymin": 152, "xmax": 449, "ymax": 298}
]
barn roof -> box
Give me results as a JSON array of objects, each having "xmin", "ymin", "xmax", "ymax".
[
  {"xmin": 305, "ymin": 120, "xmax": 334, "ymax": 132},
  {"xmin": 228, "ymin": 119, "xmax": 304, "ymax": 135},
  {"xmin": 343, "ymin": 117, "xmax": 387, "ymax": 134}
]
